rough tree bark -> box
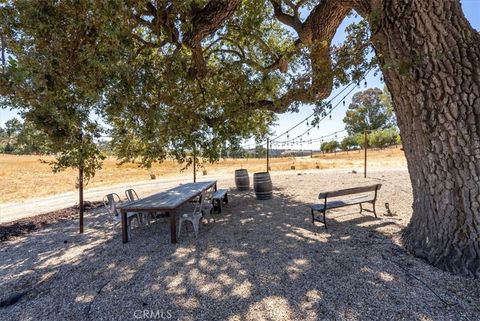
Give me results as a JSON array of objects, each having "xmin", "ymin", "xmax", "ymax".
[{"xmin": 364, "ymin": 0, "xmax": 480, "ymax": 277}]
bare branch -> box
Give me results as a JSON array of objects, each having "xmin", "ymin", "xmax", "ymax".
[
  {"xmin": 252, "ymin": 0, "xmax": 354, "ymax": 112},
  {"xmin": 269, "ymin": 0, "xmax": 303, "ymax": 34},
  {"xmin": 185, "ymin": 0, "xmax": 241, "ymax": 45},
  {"xmin": 184, "ymin": 0, "xmax": 242, "ymax": 77}
]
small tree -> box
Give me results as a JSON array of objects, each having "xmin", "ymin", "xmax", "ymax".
[
  {"xmin": 340, "ymin": 135, "xmax": 359, "ymax": 151},
  {"xmin": 10, "ymin": 118, "xmax": 51, "ymax": 154},
  {"xmin": 228, "ymin": 143, "xmax": 247, "ymax": 159},
  {"xmin": 255, "ymin": 144, "xmax": 267, "ymax": 158},
  {"xmin": 321, "ymin": 140, "xmax": 340, "ymax": 153},
  {"xmin": 0, "ymin": 2, "xmax": 114, "ymax": 232},
  {"xmin": 3, "ymin": 118, "xmax": 21, "ymax": 153},
  {"xmin": 369, "ymin": 128, "xmax": 399, "ymax": 149},
  {"xmin": 343, "ymin": 88, "xmax": 396, "ymax": 135}
]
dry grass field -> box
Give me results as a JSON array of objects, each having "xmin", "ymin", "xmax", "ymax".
[{"xmin": 0, "ymin": 146, "xmax": 406, "ymax": 203}]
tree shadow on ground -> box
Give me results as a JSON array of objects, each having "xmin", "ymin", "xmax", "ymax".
[{"xmin": 1, "ymin": 177, "xmax": 480, "ymax": 321}]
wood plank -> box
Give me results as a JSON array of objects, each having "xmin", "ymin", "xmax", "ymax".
[
  {"xmin": 119, "ymin": 181, "xmax": 216, "ymax": 211},
  {"xmin": 309, "ymin": 195, "xmax": 374, "ymax": 211},
  {"xmin": 318, "ymin": 184, "xmax": 381, "ymax": 198},
  {"xmin": 212, "ymin": 189, "xmax": 227, "ymax": 199}
]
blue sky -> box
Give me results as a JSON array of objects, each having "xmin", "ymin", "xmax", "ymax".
[{"xmin": 1, "ymin": 1, "xmax": 479, "ymax": 150}]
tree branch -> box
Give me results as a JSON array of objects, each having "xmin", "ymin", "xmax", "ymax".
[
  {"xmin": 184, "ymin": 0, "xmax": 242, "ymax": 77},
  {"xmin": 269, "ymin": 0, "xmax": 303, "ymax": 34},
  {"xmin": 251, "ymin": 0, "xmax": 354, "ymax": 112}
]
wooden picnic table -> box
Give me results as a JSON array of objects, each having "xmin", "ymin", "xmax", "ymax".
[{"xmin": 119, "ymin": 181, "xmax": 217, "ymax": 244}]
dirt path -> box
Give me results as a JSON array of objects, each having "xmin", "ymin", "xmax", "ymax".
[{"xmin": 0, "ymin": 173, "xmax": 215, "ymax": 224}]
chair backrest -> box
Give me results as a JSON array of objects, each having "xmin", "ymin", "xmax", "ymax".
[
  {"xmin": 125, "ymin": 189, "xmax": 139, "ymax": 202},
  {"xmin": 318, "ymin": 184, "xmax": 382, "ymax": 199},
  {"xmin": 192, "ymin": 190, "xmax": 206, "ymax": 216},
  {"xmin": 203, "ymin": 186, "xmax": 214, "ymax": 202},
  {"xmin": 103, "ymin": 193, "xmax": 121, "ymax": 216}
]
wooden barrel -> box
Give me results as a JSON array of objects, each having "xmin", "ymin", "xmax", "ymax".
[
  {"xmin": 235, "ymin": 169, "xmax": 250, "ymax": 191},
  {"xmin": 253, "ymin": 172, "xmax": 273, "ymax": 200}
]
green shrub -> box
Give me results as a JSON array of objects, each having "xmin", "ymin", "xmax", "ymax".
[{"xmin": 368, "ymin": 128, "xmax": 399, "ymax": 148}]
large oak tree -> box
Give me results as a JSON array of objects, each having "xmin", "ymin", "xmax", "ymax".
[{"xmin": 1, "ymin": 0, "xmax": 479, "ymax": 277}]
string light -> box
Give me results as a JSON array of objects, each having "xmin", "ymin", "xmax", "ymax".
[
  {"xmin": 269, "ymin": 71, "xmax": 371, "ymax": 144},
  {"xmin": 240, "ymin": 69, "xmax": 373, "ymax": 149},
  {"xmin": 364, "ymin": 81, "xmax": 367, "ymax": 88}
]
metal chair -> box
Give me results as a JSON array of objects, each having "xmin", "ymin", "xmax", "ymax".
[
  {"xmin": 124, "ymin": 189, "xmax": 154, "ymax": 226},
  {"xmin": 103, "ymin": 193, "xmax": 141, "ymax": 238},
  {"xmin": 178, "ymin": 190, "xmax": 206, "ymax": 238},
  {"xmin": 124, "ymin": 189, "xmax": 139, "ymax": 202},
  {"xmin": 201, "ymin": 186, "xmax": 215, "ymax": 222}
]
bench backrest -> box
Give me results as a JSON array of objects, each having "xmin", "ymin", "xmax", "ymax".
[{"xmin": 318, "ymin": 184, "xmax": 381, "ymax": 199}]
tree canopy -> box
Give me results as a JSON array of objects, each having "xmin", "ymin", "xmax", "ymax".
[
  {"xmin": 0, "ymin": 0, "xmax": 372, "ymax": 169},
  {"xmin": 320, "ymin": 140, "xmax": 339, "ymax": 153}
]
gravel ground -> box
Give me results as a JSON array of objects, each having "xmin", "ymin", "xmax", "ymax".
[{"xmin": 1, "ymin": 169, "xmax": 479, "ymax": 321}]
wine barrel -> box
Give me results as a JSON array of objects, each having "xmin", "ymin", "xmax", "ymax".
[
  {"xmin": 253, "ymin": 172, "xmax": 273, "ymax": 200},
  {"xmin": 235, "ymin": 169, "xmax": 250, "ymax": 191}
]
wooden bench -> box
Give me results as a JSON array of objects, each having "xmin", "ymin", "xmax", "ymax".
[
  {"xmin": 212, "ymin": 189, "xmax": 228, "ymax": 213},
  {"xmin": 308, "ymin": 184, "xmax": 381, "ymax": 229}
]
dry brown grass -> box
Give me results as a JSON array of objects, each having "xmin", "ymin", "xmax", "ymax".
[{"xmin": 0, "ymin": 146, "xmax": 406, "ymax": 203}]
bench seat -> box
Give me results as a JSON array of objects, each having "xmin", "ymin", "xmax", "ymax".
[
  {"xmin": 212, "ymin": 189, "xmax": 228, "ymax": 213},
  {"xmin": 309, "ymin": 195, "xmax": 373, "ymax": 212}
]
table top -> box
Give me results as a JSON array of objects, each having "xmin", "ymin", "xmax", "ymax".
[{"xmin": 118, "ymin": 181, "xmax": 217, "ymax": 211}]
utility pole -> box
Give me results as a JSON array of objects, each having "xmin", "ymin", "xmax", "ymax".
[
  {"xmin": 78, "ymin": 131, "xmax": 84, "ymax": 233},
  {"xmin": 266, "ymin": 138, "xmax": 270, "ymax": 172},
  {"xmin": 193, "ymin": 144, "xmax": 197, "ymax": 183},
  {"xmin": 364, "ymin": 129, "xmax": 369, "ymax": 178}
]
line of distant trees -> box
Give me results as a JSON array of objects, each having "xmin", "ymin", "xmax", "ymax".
[
  {"xmin": 0, "ymin": 118, "xmax": 52, "ymax": 154},
  {"xmin": 319, "ymin": 127, "xmax": 401, "ymax": 153}
]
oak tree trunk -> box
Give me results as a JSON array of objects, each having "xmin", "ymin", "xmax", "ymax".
[{"xmin": 369, "ymin": 0, "xmax": 480, "ymax": 277}]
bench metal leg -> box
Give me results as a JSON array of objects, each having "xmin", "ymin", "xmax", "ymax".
[
  {"xmin": 360, "ymin": 202, "xmax": 377, "ymax": 218},
  {"xmin": 224, "ymin": 194, "xmax": 228, "ymax": 204},
  {"xmin": 212, "ymin": 199, "xmax": 222, "ymax": 214},
  {"xmin": 323, "ymin": 210, "xmax": 327, "ymax": 229},
  {"xmin": 311, "ymin": 209, "xmax": 327, "ymax": 229}
]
